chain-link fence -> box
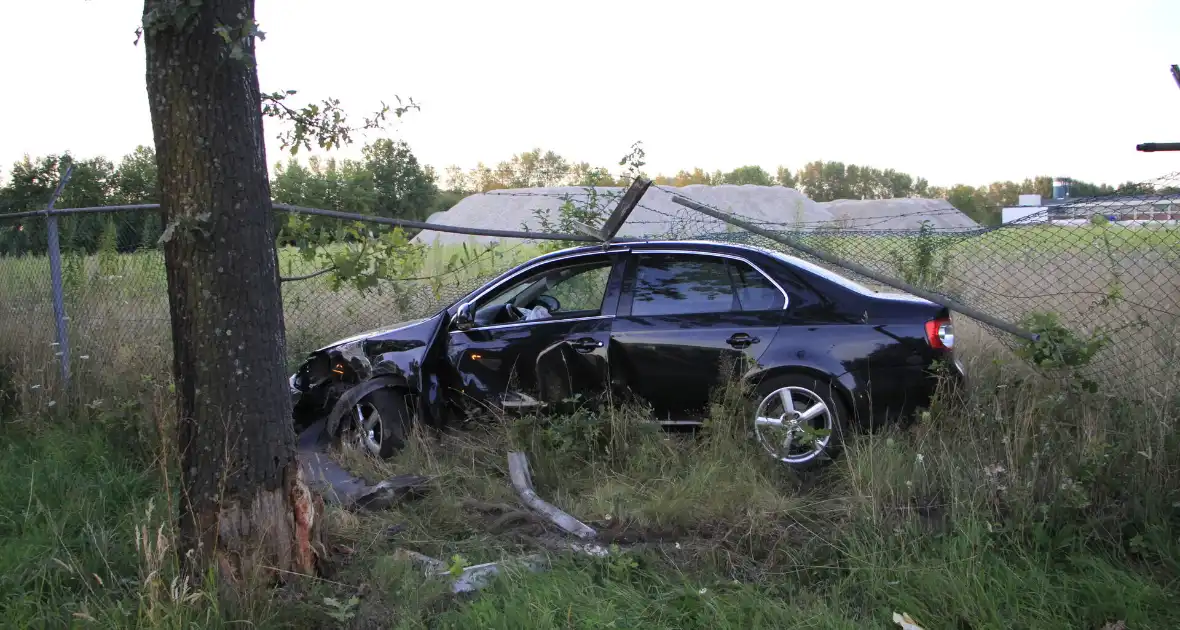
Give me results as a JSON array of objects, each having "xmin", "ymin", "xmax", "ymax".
[
  {"xmin": 649, "ymin": 179, "xmax": 1180, "ymax": 390},
  {"xmin": 2, "ymin": 176, "xmax": 1178, "ymax": 395}
]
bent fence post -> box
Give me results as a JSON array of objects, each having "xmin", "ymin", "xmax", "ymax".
[
  {"xmin": 669, "ymin": 193, "xmax": 1039, "ymax": 342},
  {"xmin": 45, "ymin": 166, "xmax": 75, "ymax": 388}
]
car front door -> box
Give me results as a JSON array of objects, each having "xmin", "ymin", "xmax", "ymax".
[
  {"xmin": 610, "ymin": 250, "xmax": 787, "ymax": 419},
  {"xmin": 446, "ymin": 252, "xmax": 625, "ymax": 413}
]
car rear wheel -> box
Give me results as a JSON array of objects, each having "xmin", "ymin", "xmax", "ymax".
[
  {"xmin": 753, "ymin": 374, "xmax": 848, "ymax": 472},
  {"xmin": 349, "ymin": 387, "xmax": 413, "ymax": 459}
]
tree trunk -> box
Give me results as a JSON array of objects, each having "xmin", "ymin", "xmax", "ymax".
[{"xmin": 143, "ymin": 0, "xmax": 321, "ymax": 582}]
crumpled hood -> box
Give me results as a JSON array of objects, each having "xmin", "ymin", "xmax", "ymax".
[{"xmin": 314, "ymin": 317, "xmax": 432, "ymax": 352}]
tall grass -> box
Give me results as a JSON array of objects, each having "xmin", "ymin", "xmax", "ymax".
[
  {"xmin": 1, "ymin": 326, "xmax": 1178, "ymax": 627},
  {"xmin": 310, "ymin": 348, "xmax": 1180, "ymax": 628}
]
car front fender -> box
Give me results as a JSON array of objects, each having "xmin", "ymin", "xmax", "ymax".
[{"xmin": 324, "ymin": 375, "xmax": 408, "ymax": 438}]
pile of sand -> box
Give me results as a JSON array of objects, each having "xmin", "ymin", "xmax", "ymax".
[
  {"xmin": 413, "ymin": 184, "xmax": 978, "ymax": 246},
  {"xmin": 816, "ymin": 197, "xmax": 974, "ymax": 231}
]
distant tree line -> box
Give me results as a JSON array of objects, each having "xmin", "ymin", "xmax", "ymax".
[
  {"xmin": 0, "ymin": 139, "xmax": 440, "ymax": 255},
  {"xmin": 0, "ymin": 148, "xmax": 161, "ymax": 256},
  {"xmin": 0, "ymin": 142, "xmax": 1147, "ymax": 256}
]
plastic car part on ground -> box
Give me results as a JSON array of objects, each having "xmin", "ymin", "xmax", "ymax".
[
  {"xmin": 296, "ymin": 414, "xmax": 617, "ymax": 595},
  {"xmin": 296, "ymin": 419, "xmax": 431, "ymax": 511},
  {"xmin": 507, "ymin": 450, "xmax": 598, "ymax": 540},
  {"xmin": 892, "ymin": 612, "xmax": 925, "ymax": 629},
  {"xmin": 394, "ymin": 451, "xmax": 614, "ymax": 594},
  {"xmin": 394, "ymin": 548, "xmax": 549, "ymax": 595}
]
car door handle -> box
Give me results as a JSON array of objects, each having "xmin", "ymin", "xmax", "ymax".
[
  {"xmin": 726, "ymin": 333, "xmax": 760, "ymax": 349},
  {"xmin": 571, "ymin": 337, "xmax": 604, "ymax": 353}
]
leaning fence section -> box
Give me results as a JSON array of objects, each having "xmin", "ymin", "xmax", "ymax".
[
  {"xmin": 654, "ymin": 181, "xmax": 1180, "ymax": 389},
  {"xmin": 2, "ymin": 177, "xmax": 1178, "ymax": 396}
]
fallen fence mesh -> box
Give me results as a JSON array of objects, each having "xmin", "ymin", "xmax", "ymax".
[{"xmin": 1, "ymin": 177, "xmax": 1177, "ymax": 393}]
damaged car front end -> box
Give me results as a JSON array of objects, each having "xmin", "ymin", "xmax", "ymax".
[{"xmin": 290, "ymin": 313, "xmax": 452, "ymax": 451}]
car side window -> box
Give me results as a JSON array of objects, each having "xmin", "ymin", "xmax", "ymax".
[
  {"xmin": 546, "ymin": 264, "xmax": 612, "ymax": 312},
  {"xmin": 631, "ymin": 254, "xmax": 735, "ymax": 316},
  {"xmin": 630, "ymin": 253, "xmax": 782, "ymax": 316},
  {"xmin": 477, "ymin": 258, "xmax": 613, "ymax": 318}
]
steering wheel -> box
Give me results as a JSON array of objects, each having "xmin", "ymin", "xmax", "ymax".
[{"xmin": 504, "ymin": 303, "xmax": 526, "ymax": 321}]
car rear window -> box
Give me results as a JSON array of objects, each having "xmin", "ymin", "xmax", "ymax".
[
  {"xmin": 763, "ymin": 249, "xmax": 878, "ymax": 296},
  {"xmin": 630, "ymin": 253, "xmax": 783, "ymax": 316},
  {"xmin": 730, "ymin": 260, "xmax": 784, "ymax": 311}
]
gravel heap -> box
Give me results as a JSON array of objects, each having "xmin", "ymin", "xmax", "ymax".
[{"xmin": 413, "ymin": 184, "xmax": 978, "ymax": 246}]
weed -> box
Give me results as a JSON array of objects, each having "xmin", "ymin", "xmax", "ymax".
[
  {"xmin": 1017, "ymin": 311, "xmax": 1109, "ymax": 370},
  {"xmin": 888, "ymin": 219, "xmax": 952, "ymax": 289},
  {"xmin": 321, "ymin": 595, "xmax": 360, "ymax": 622}
]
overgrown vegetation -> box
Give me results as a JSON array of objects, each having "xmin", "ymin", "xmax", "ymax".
[
  {"xmin": 1, "ymin": 325, "xmax": 1177, "ymax": 627},
  {"xmin": 887, "ymin": 219, "xmax": 953, "ymax": 289}
]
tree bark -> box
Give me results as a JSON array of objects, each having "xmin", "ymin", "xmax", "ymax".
[{"xmin": 143, "ymin": 0, "xmax": 321, "ymax": 582}]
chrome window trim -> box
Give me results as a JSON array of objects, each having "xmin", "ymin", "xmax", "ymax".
[
  {"xmin": 630, "ymin": 249, "xmax": 790, "ymax": 311},
  {"xmin": 450, "ymin": 314, "xmax": 614, "ymax": 334},
  {"xmin": 448, "ymin": 244, "xmax": 789, "ymax": 334}
]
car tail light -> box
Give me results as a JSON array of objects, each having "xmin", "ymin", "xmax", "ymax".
[{"xmin": 925, "ymin": 317, "xmax": 954, "ymax": 349}]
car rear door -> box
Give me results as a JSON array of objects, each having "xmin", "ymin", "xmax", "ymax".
[
  {"xmin": 609, "ymin": 250, "xmax": 787, "ymax": 420},
  {"xmin": 446, "ymin": 251, "xmax": 626, "ymax": 412}
]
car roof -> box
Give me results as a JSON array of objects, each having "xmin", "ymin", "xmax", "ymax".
[
  {"xmin": 535, "ymin": 239, "xmax": 903, "ymax": 300},
  {"xmin": 537, "ymin": 238, "xmax": 789, "ymax": 260},
  {"xmin": 536, "ymin": 239, "xmax": 843, "ymax": 274}
]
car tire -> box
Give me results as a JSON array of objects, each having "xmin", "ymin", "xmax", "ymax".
[
  {"xmin": 752, "ymin": 373, "xmax": 849, "ymax": 472},
  {"xmin": 349, "ymin": 387, "xmax": 413, "ymax": 459}
]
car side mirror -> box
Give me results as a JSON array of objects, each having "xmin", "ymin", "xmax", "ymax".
[{"xmin": 454, "ymin": 302, "xmax": 475, "ymax": 331}]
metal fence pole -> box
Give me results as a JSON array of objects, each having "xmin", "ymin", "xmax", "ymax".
[{"xmin": 45, "ymin": 166, "xmax": 75, "ymax": 387}]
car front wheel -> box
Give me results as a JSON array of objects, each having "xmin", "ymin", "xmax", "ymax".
[
  {"xmin": 753, "ymin": 374, "xmax": 848, "ymax": 472},
  {"xmin": 348, "ymin": 387, "xmax": 413, "ymax": 459}
]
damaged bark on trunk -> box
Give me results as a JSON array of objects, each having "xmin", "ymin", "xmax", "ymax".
[{"xmin": 143, "ymin": 0, "xmax": 321, "ymax": 581}]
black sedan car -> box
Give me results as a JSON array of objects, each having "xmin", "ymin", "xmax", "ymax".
[{"xmin": 290, "ymin": 240, "xmax": 963, "ymax": 471}]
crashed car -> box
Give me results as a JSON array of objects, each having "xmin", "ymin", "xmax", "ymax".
[{"xmin": 290, "ymin": 239, "xmax": 964, "ymax": 471}]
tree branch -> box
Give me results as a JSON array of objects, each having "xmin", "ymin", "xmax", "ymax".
[{"xmin": 261, "ymin": 91, "xmax": 419, "ymax": 155}]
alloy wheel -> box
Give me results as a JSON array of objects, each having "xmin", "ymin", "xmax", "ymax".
[
  {"xmin": 754, "ymin": 385, "xmax": 833, "ymax": 464},
  {"xmin": 354, "ymin": 402, "xmax": 384, "ymax": 456}
]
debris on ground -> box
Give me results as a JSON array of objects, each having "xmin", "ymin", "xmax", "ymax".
[
  {"xmin": 353, "ymin": 474, "xmax": 431, "ymax": 511},
  {"xmin": 296, "ymin": 420, "xmax": 432, "ymax": 511},
  {"xmin": 393, "ymin": 548, "xmax": 548, "ymax": 594},
  {"xmin": 892, "ymin": 612, "xmax": 925, "ymax": 630},
  {"xmin": 507, "ymin": 450, "xmax": 597, "ymax": 540}
]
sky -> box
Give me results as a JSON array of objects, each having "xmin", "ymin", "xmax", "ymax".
[{"xmin": 2, "ymin": 0, "xmax": 1179, "ymax": 188}]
